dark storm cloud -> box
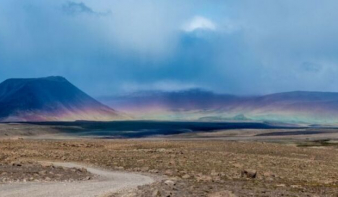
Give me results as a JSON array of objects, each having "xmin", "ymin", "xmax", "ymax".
[
  {"xmin": 301, "ymin": 62, "xmax": 322, "ymax": 73},
  {"xmin": 1, "ymin": 0, "xmax": 338, "ymax": 96},
  {"xmin": 62, "ymin": 2, "xmax": 95, "ymax": 15},
  {"xmin": 62, "ymin": 1, "xmax": 110, "ymax": 16}
]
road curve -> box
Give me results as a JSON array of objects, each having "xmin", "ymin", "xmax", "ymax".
[{"xmin": 0, "ymin": 162, "xmax": 155, "ymax": 197}]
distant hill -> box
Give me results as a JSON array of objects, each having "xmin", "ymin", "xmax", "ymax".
[
  {"xmin": 100, "ymin": 89, "xmax": 236, "ymax": 111},
  {"xmin": 99, "ymin": 89, "xmax": 338, "ymax": 124},
  {"xmin": 0, "ymin": 76, "xmax": 126, "ymax": 122}
]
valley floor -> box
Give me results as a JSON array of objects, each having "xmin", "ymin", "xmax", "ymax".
[{"xmin": 1, "ymin": 124, "xmax": 338, "ymax": 196}]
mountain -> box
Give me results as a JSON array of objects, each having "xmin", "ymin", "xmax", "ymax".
[
  {"xmin": 100, "ymin": 89, "xmax": 236, "ymax": 110},
  {"xmin": 99, "ymin": 89, "xmax": 240, "ymax": 121},
  {"xmin": 0, "ymin": 76, "xmax": 126, "ymax": 122},
  {"xmin": 99, "ymin": 89, "xmax": 338, "ymax": 124}
]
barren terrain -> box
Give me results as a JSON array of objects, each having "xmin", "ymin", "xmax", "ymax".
[
  {"xmin": 1, "ymin": 123, "xmax": 338, "ymax": 196},
  {"xmin": 0, "ymin": 162, "xmax": 154, "ymax": 197}
]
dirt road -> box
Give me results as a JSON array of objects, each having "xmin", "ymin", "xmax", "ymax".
[{"xmin": 0, "ymin": 162, "xmax": 155, "ymax": 197}]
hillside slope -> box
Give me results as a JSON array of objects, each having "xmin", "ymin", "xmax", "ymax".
[
  {"xmin": 100, "ymin": 90, "xmax": 338, "ymax": 124},
  {"xmin": 0, "ymin": 76, "xmax": 125, "ymax": 122}
]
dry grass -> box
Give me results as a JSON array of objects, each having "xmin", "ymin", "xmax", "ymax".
[{"xmin": 1, "ymin": 139, "xmax": 338, "ymax": 196}]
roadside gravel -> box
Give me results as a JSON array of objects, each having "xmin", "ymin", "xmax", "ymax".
[{"xmin": 0, "ymin": 162, "xmax": 155, "ymax": 197}]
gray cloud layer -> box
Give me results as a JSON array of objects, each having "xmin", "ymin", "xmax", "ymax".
[
  {"xmin": 62, "ymin": 1, "xmax": 97, "ymax": 15},
  {"xmin": 0, "ymin": 0, "xmax": 338, "ymax": 96}
]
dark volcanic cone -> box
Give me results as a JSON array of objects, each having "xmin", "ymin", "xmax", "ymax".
[{"xmin": 0, "ymin": 76, "xmax": 127, "ymax": 122}]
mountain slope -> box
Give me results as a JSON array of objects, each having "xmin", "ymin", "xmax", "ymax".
[
  {"xmin": 99, "ymin": 89, "xmax": 240, "ymax": 121},
  {"xmin": 100, "ymin": 89, "xmax": 237, "ymax": 111},
  {"xmin": 100, "ymin": 90, "xmax": 338, "ymax": 124},
  {"xmin": 0, "ymin": 76, "xmax": 125, "ymax": 122}
]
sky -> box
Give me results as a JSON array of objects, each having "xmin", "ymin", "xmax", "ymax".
[{"xmin": 1, "ymin": 0, "xmax": 338, "ymax": 97}]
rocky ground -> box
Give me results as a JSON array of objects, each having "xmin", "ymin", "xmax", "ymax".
[
  {"xmin": 0, "ymin": 124, "xmax": 61, "ymax": 138},
  {"xmin": 1, "ymin": 138, "xmax": 338, "ymax": 196},
  {"xmin": 0, "ymin": 160, "xmax": 93, "ymax": 183}
]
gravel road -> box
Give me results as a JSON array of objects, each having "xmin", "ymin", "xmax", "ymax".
[{"xmin": 0, "ymin": 162, "xmax": 155, "ymax": 197}]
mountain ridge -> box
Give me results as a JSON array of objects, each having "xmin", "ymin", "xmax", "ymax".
[
  {"xmin": 99, "ymin": 89, "xmax": 338, "ymax": 124},
  {"xmin": 0, "ymin": 76, "xmax": 126, "ymax": 122}
]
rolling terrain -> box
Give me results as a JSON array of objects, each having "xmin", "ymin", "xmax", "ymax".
[{"xmin": 100, "ymin": 89, "xmax": 338, "ymax": 124}]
